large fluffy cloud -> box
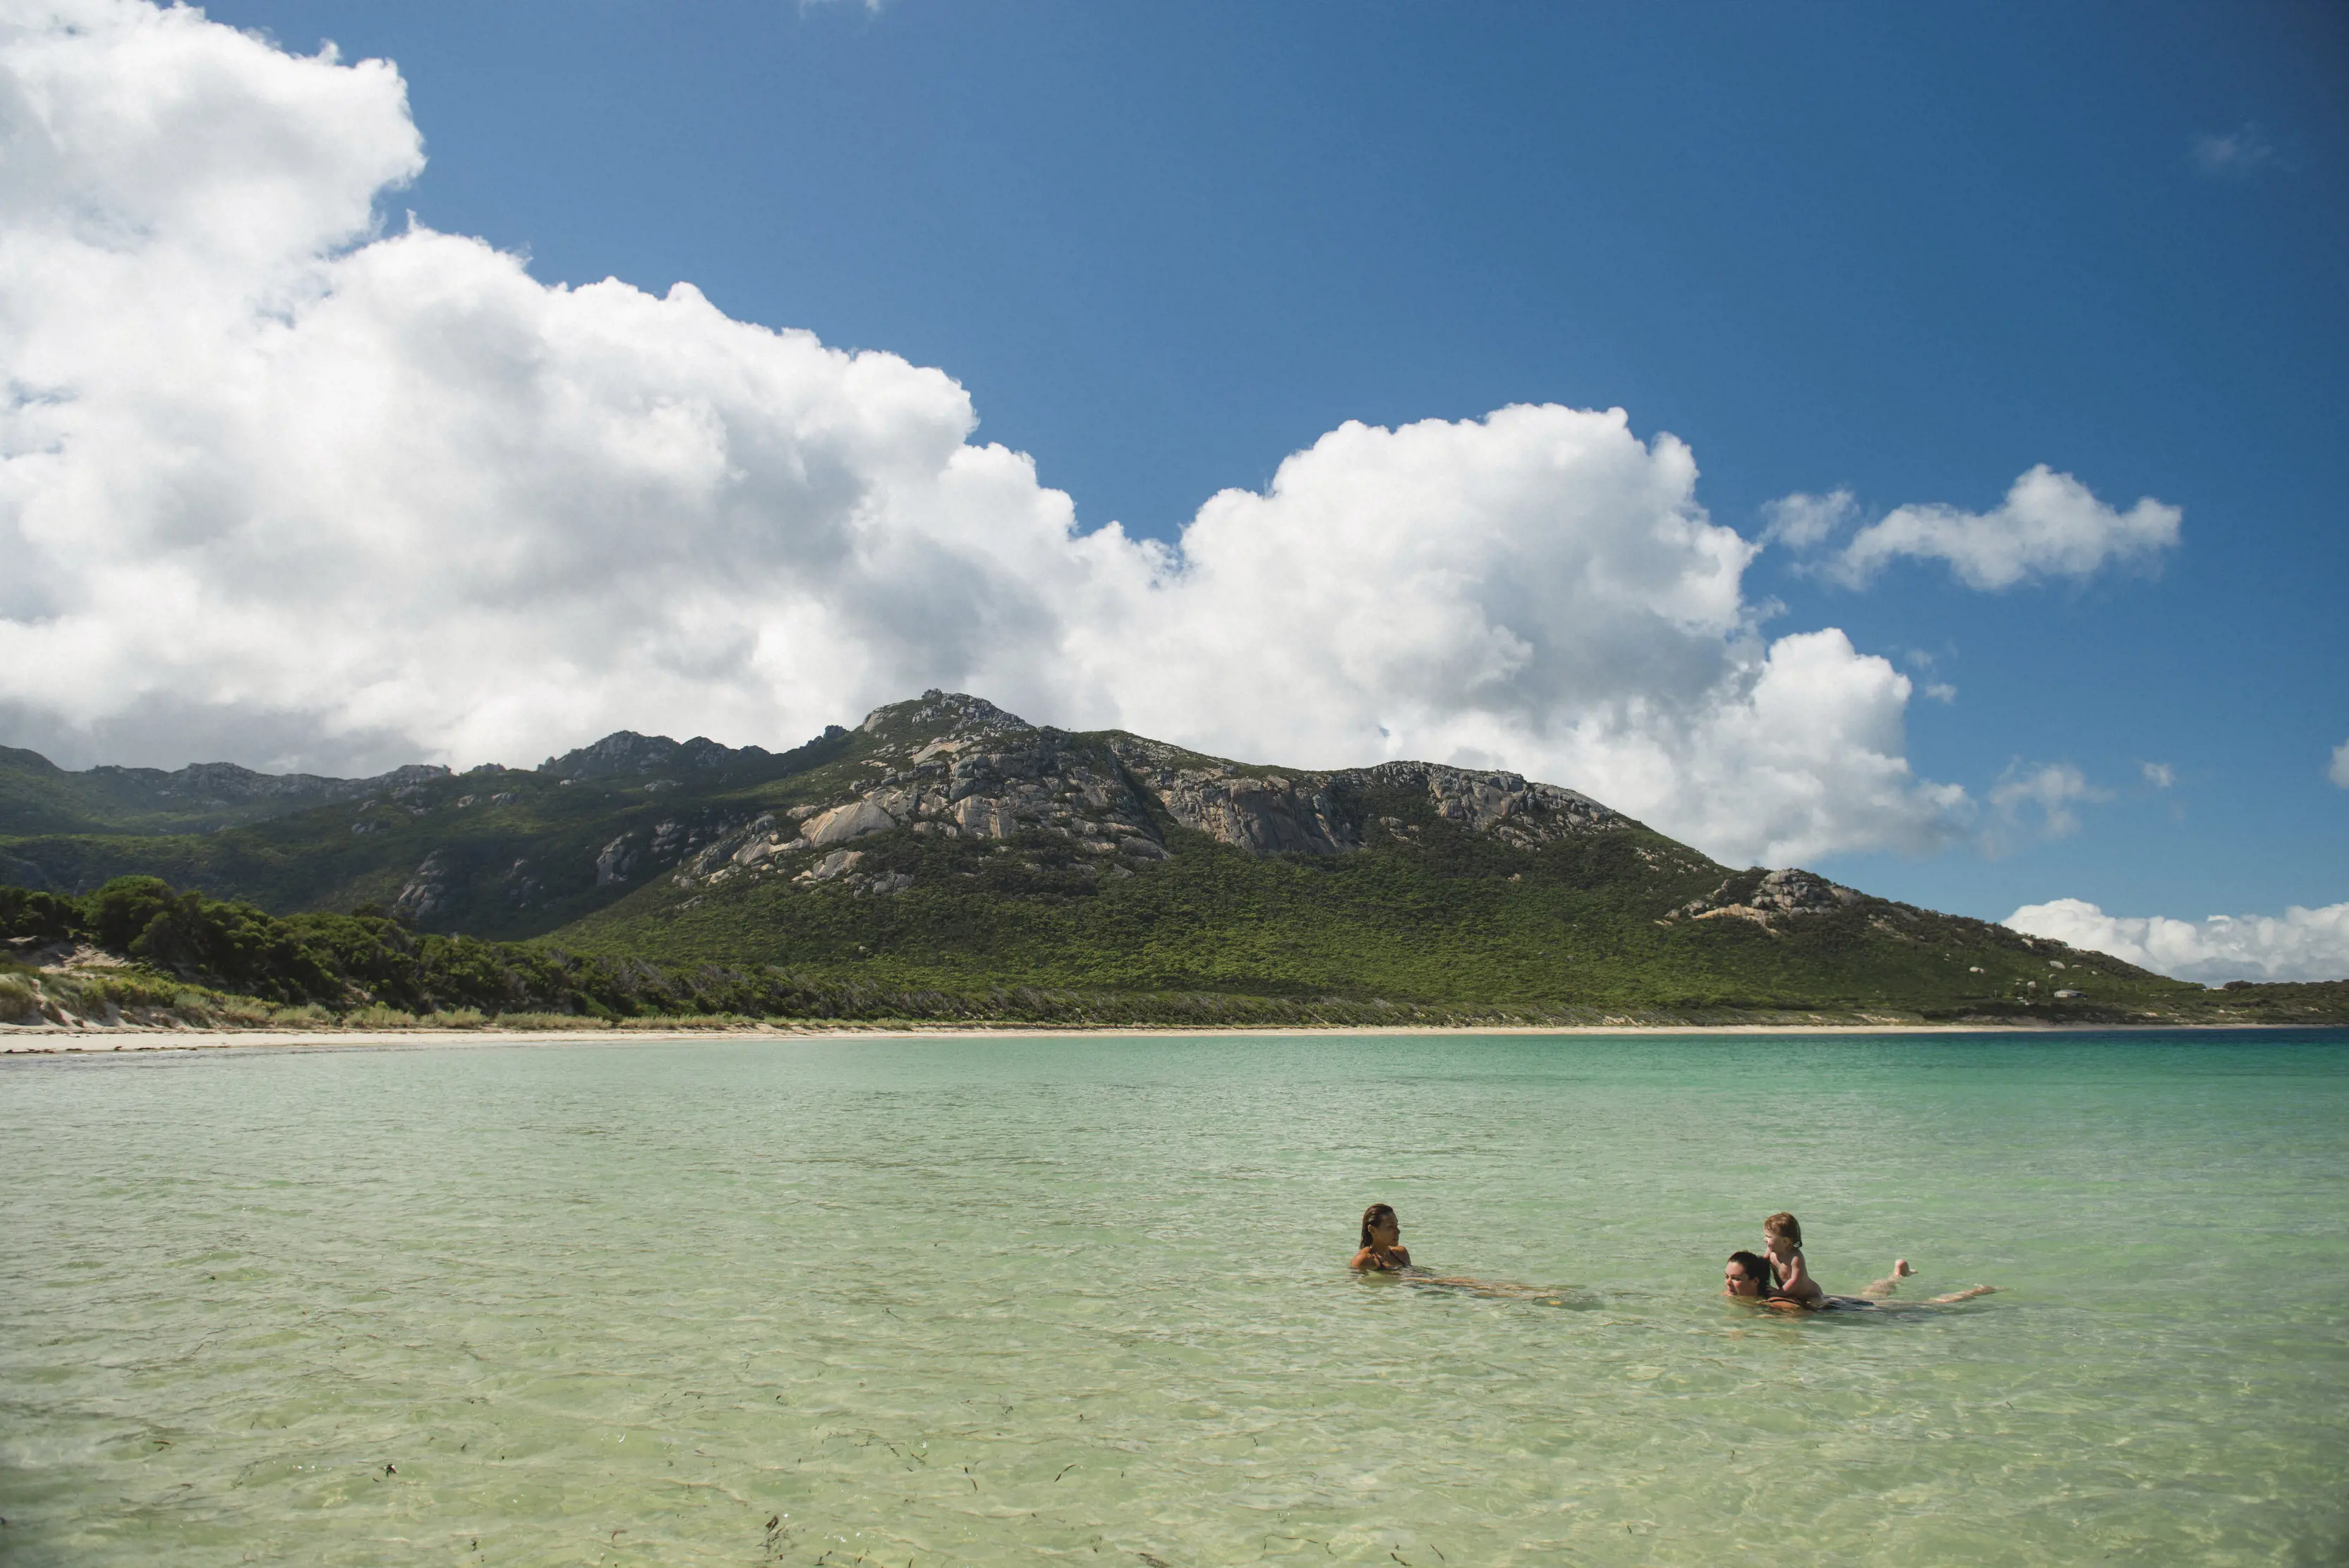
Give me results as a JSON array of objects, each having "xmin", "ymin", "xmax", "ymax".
[
  {"xmin": 0, "ymin": 0, "xmax": 1982, "ymax": 866},
  {"xmin": 2006, "ymin": 898, "xmax": 2349, "ymax": 985}
]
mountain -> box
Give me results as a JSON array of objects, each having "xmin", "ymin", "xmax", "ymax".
[
  {"xmin": 0, "ymin": 692, "xmax": 2327, "ymax": 1023},
  {"xmin": 0, "ymin": 724, "xmax": 853, "ymax": 934},
  {"xmin": 0, "ymin": 745, "xmax": 452, "ymax": 837}
]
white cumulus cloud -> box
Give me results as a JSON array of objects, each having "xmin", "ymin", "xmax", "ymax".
[
  {"xmin": 2330, "ymin": 740, "xmax": 2349, "ymax": 789},
  {"xmin": 0, "ymin": 0, "xmax": 1990, "ymax": 867},
  {"xmin": 2006, "ymin": 898, "xmax": 2349, "ymax": 985},
  {"xmin": 1758, "ymin": 488, "xmax": 1856, "ymax": 550},
  {"xmin": 1817, "ymin": 465, "xmax": 2181, "ymax": 591}
]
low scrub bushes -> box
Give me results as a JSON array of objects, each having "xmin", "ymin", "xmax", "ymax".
[
  {"xmin": 0, "ymin": 971, "xmax": 42, "ymax": 1023},
  {"xmin": 343, "ymin": 1005, "xmax": 422, "ymax": 1029}
]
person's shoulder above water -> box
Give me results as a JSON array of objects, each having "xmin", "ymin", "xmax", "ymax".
[{"xmin": 1352, "ymin": 1202, "xmax": 1413, "ymax": 1271}]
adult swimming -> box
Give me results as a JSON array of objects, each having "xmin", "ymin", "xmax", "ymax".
[{"xmin": 1728, "ymin": 1211, "xmax": 1995, "ymax": 1310}]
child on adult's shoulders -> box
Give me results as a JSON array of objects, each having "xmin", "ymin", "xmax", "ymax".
[
  {"xmin": 1727, "ymin": 1212, "xmax": 1994, "ymax": 1310},
  {"xmin": 1763, "ymin": 1210, "xmax": 1822, "ymax": 1305}
]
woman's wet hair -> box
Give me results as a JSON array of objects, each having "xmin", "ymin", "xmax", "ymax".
[
  {"xmin": 1764, "ymin": 1212, "xmax": 1803, "ymax": 1251},
  {"xmin": 1360, "ymin": 1203, "xmax": 1398, "ymax": 1248},
  {"xmin": 1727, "ymin": 1250, "xmax": 1772, "ymax": 1292}
]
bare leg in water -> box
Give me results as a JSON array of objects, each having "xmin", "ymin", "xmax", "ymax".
[
  {"xmin": 1860, "ymin": 1259, "xmax": 1997, "ymax": 1304},
  {"xmin": 1407, "ymin": 1272, "xmax": 1579, "ymax": 1304},
  {"xmin": 1859, "ymin": 1259, "xmax": 1914, "ymax": 1297}
]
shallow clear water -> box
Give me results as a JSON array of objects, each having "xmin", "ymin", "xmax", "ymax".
[{"xmin": 3, "ymin": 1031, "xmax": 2345, "ymax": 1566}]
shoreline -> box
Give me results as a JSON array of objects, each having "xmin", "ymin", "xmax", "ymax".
[{"xmin": 4, "ymin": 1019, "xmax": 2336, "ymax": 1055}]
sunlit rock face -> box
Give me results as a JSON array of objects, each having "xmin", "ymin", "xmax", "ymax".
[
  {"xmin": 210, "ymin": 688, "xmax": 1710, "ymax": 927},
  {"xmin": 1109, "ymin": 755, "xmax": 1356, "ymax": 857},
  {"xmin": 1661, "ymin": 866, "xmax": 1866, "ymax": 929},
  {"xmin": 658, "ymin": 690, "xmax": 1639, "ymax": 905}
]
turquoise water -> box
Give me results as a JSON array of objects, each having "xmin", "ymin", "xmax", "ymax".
[{"xmin": 2, "ymin": 1031, "xmax": 2345, "ymax": 1566}]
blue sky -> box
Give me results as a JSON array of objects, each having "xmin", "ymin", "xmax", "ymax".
[{"xmin": 7, "ymin": 0, "xmax": 2345, "ymax": 967}]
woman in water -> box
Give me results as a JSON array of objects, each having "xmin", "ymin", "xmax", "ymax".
[
  {"xmin": 1725, "ymin": 1250, "xmax": 1776, "ymax": 1299},
  {"xmin": 1351, "ymin": 1205, "xmax": 1579, "ymax": 1303},
  {"xmin": 1351, "ymin": 1203, "xmax": 1413, "ymax": 1271}
]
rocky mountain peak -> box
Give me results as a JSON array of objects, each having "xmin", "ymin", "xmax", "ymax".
[
  {"xmin": 538, "ymin": 730, "xmax": 777, "ymax": 780},
  {"xmin": 649, "ymin": 696, "xmax": 1674, "ymax": 909},
  {"xmin": 857, "ymin": 689, "xmax": 1033, "ymax": 745}
]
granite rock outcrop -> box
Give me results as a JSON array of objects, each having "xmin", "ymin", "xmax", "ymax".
[
  {"xmin": 1663, "ymin": 867, "xmax": 1863, "ymax": 929},
  {"xmin": 658, "ymin": 691, "xmax": 1643, "ymax": 900}
]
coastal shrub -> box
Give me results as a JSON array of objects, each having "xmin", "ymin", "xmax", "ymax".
[
  {"xmin": 71, "ymin": 973, "xmax": 181, "ymax": 1013},
  {"xmin": 84, "ymin": 876, "xmax": 176, "ymax": 951},
  {"xmin": 131, "ymin": 892, "xmax": 341, "ymax": 1004},
  {"xmin": 43, "ymin": 877, "xmax": 590, "ymax": 1018},
  {"xmin": 344, "ymin": 1004, "xmax": 421, "ymax": 1028},
  {"xmin": 16, "ymin": 872, "xmax": 1639, "ymax": 1030},
  {"xmin": 0, "ymin": 972, "xmax": 41, "ymax": 1023},
  {"xmin": 0, "ymin": 886, "xmax": 81, "ymax": 945},
  {"xmin": 9, "ymin": 870, "xmax": 2312, "ymax": 1031}
]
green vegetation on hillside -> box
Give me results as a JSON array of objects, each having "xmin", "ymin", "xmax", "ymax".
[
  {"xmin": 5, "ymin": 874, "xmax": 2343, "ymax": 1032},
  {"xmin": 0, "ymin": 725, "xmax": 853, "ymax": 936},
  {"xmin": 562, "ymin": 812, "xmax": 2215, "ymax": 1020},
  {"xmin": 4, "ymin": 694, "xmax": 2342, "ymax": 1030},
  {"xmin": 0, "ymin": 745, "xmax": 447, "ymax": 837},
  {"xmin": 0, "ymin": 877, "xmax": 1740, "ymax": 1030}
]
